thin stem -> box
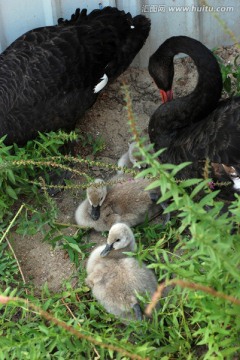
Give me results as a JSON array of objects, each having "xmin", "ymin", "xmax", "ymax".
[
  {"xmin": 145, "ymin": 279, "xmax": 240, "ymax": 316},
  {"xmin": 0, "ymin": 204, "xmax": 25, "ymax": 245},
  {"xmin": 5, "ymin": 237, "xmax": 28, "ymax": 294}
]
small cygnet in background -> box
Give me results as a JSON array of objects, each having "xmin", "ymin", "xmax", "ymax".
[{"xmin": 117, "ymin": 142, "xmax": 147, "ymax": 174}]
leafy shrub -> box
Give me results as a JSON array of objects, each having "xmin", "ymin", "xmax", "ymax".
[
  {"xmin": 1, "ymin": 43, "xmax": 240, "ymax": 359},
  {"xmin": 1, "ymin": 133, "xmax": 240, "ymax": 359},
  {"xmin": 0, "ymin": 131, "xmax": 77, "ymax": 224},
  {"xmin": 215, "ymin": 53, "xmax": 240, "ymax": 96}
]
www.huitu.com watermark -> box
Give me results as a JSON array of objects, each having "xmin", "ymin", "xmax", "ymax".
[{"xmin": 141, "ymin": 4, "xmax": 234, "ymax": 13}]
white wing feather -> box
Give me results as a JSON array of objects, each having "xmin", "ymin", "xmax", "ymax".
[{"xmin": 93, "ymin": 74, "xmax": 109, "ymax": 93}]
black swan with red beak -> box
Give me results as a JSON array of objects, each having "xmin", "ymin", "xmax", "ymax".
[
  {"xmin": 0, "ymin": 7, "xmax": 150, "ymax": 145},
  {"xmin": 148, "ymin": 35, "xmax": 240, "ymax": 194}
]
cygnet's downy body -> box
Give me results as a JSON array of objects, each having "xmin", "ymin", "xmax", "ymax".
[
  {"xmin": 117, "ymin": 142, "xmax": 147, "ymax": 174},
  {"xmin": 75, "ymin": 177, "xmax": 165, "ymax": 231},
  {"xmin": 86, "ymin": 223, "xmax": 158, "ymax": 320}
]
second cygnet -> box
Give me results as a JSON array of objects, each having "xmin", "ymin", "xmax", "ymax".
[{"xmin": 75, "ymin": 177, "xmax": 165, "ymax": 231}]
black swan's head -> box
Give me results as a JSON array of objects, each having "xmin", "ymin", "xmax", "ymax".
[
  {"xmin": 148, "ymin": 47, "xmax": 174, "ymax": 102},
  {"xmin": 148, "ymin": 54, "xmax": 174, "ymax": 91},
  {"xmin": 148, "ymin": 36, "xmax": 223, "ymax": 106}
]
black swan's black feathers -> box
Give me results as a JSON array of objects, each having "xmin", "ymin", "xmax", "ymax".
[
  {"xmin": 148, "ymin": 36, "xmax": 240, "ymax": 187},
  {"xmin": 0, "ymin": 7, "xmax": 150, "ymax": 145}
]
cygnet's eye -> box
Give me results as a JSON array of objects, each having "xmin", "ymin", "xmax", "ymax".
[{"xmin": 115, "ymin": 239, "xmax": 121, "ymax": 242}]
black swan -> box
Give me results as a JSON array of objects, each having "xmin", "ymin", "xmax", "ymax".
[
  {"xmin": 148, "ymin": 35, "xmax": 240, "ymax": 193},
  {"xmin": 0, "ymin": 7, "xmax": 150, "ymax": 145}
]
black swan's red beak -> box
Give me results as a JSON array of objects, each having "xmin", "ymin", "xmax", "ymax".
[{"xmin": 160, "ymin": 89, "xmax": 173, "ymax": 103}]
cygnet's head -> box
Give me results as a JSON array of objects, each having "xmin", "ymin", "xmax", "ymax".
[
  {"xmin": 87, "ymin": 179, "xmax": 107, "ymax": 221},
  {"xmin": 128, "ymin": 142, "xmax": 147, "ymax": 169},
  {"xmin": 101, "ymin": 223, "xmax": 136, "ymax": 257}
]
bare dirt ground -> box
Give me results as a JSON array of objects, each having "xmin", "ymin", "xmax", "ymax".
[{"xmin": 10, "ymin": 44, "xmax": 240, "ymax": 293}]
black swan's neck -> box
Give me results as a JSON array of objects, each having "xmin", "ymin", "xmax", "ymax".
[{"xmin": 149, "ymin": 36, "xmax": 223, "ymax": 132}]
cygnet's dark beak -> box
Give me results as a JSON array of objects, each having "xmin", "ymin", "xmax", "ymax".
[
  {"xmin": 100, "ymin": 243, "xmax": 113, "ymax": 257},
  {"xmin": 91, "ymin": 205, "xmax": 101, "ymax": 220},
  {"xmin": 149, "ymin": 191, "xmax": 159, "ymax": 203}
]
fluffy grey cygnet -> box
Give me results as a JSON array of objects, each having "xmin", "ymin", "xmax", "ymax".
[
  {"xmin": 117, "ymin": 142, "xmax": 147, "ymax": 174},
  {"xmin": 75, "ymin": 177, "xmax": 165, "ymax": 231},
  {"xmin": 85, "ymin": 223, "xmax": 158, "ymax": 320}
]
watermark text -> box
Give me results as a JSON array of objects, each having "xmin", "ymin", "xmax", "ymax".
[{"xmin": 142, "ymin": 4, "xmax": 234, "ymax": 13}]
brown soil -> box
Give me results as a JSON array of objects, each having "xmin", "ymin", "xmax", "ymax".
[{"xmin": 10, "ymin": 44, "xmax": 240, "ymax": 293}]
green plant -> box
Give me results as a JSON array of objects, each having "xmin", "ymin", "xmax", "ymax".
[
  {"xmin": 1, "ymin": 68, "xmax": 240, "ymax": 359},
  {"xmin": 215, "ymin": 53, "xmax": 240, "ymax": 96},
  {"xmin": 125, "ymin": 84, "xmax": 240, "ymax": 358},
  {"xmin": 2, "ymin": 176, "xmax": 240, "ymax": 359},
  {"xmin": 77, "ymin": 132, "xmax": 106, "ymax": 155},
  {"xmin": 0, "ymin": 131, "xmax": 77, "ymax": 225},
  {"xmin": 44, "ymin": 224, "xmax": 93, "ymax": 266},
  {"xmin": 1, "ymin": 132, "xmax": 240, "ymax": 360}
]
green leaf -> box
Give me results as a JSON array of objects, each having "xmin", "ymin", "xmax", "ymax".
[
  {"xmin": 38, "ymin": 325, "xmax": 49, "ymax": 335},
  {"xmin": 66, "ymin": 243, "xmax": 82, "ymax": 253},
  {"xmin": 199, "ymin": 191, "xmax": 219, "ymax": 206},
  {"xmin": 224, "ymin": 76, "xmax": 232, "ymax": 93},
  {"xmin": 145, "ymin": 180, "xmax": 161, "ymax": 191},
  {"xmin": 190, "ymin": 180, "xmax": 209, "ymax": 198},
  {"xmin": 5, "ymin": 186, "xmax": 18, "ymax": 200},
  {"xmin": 171, "ymin": 162, "xmax": 191, "ymax": 176},
  {"xmin": 6, "ymin": 170, "xmax": 16, "ymax": 185},
  {"xmin": 221, "ymin": 346, "xmax": 240, "ymax": 356},
  {"xmin": 180, "ymin": 178, "xmax": 201, "ymax": 188}
]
